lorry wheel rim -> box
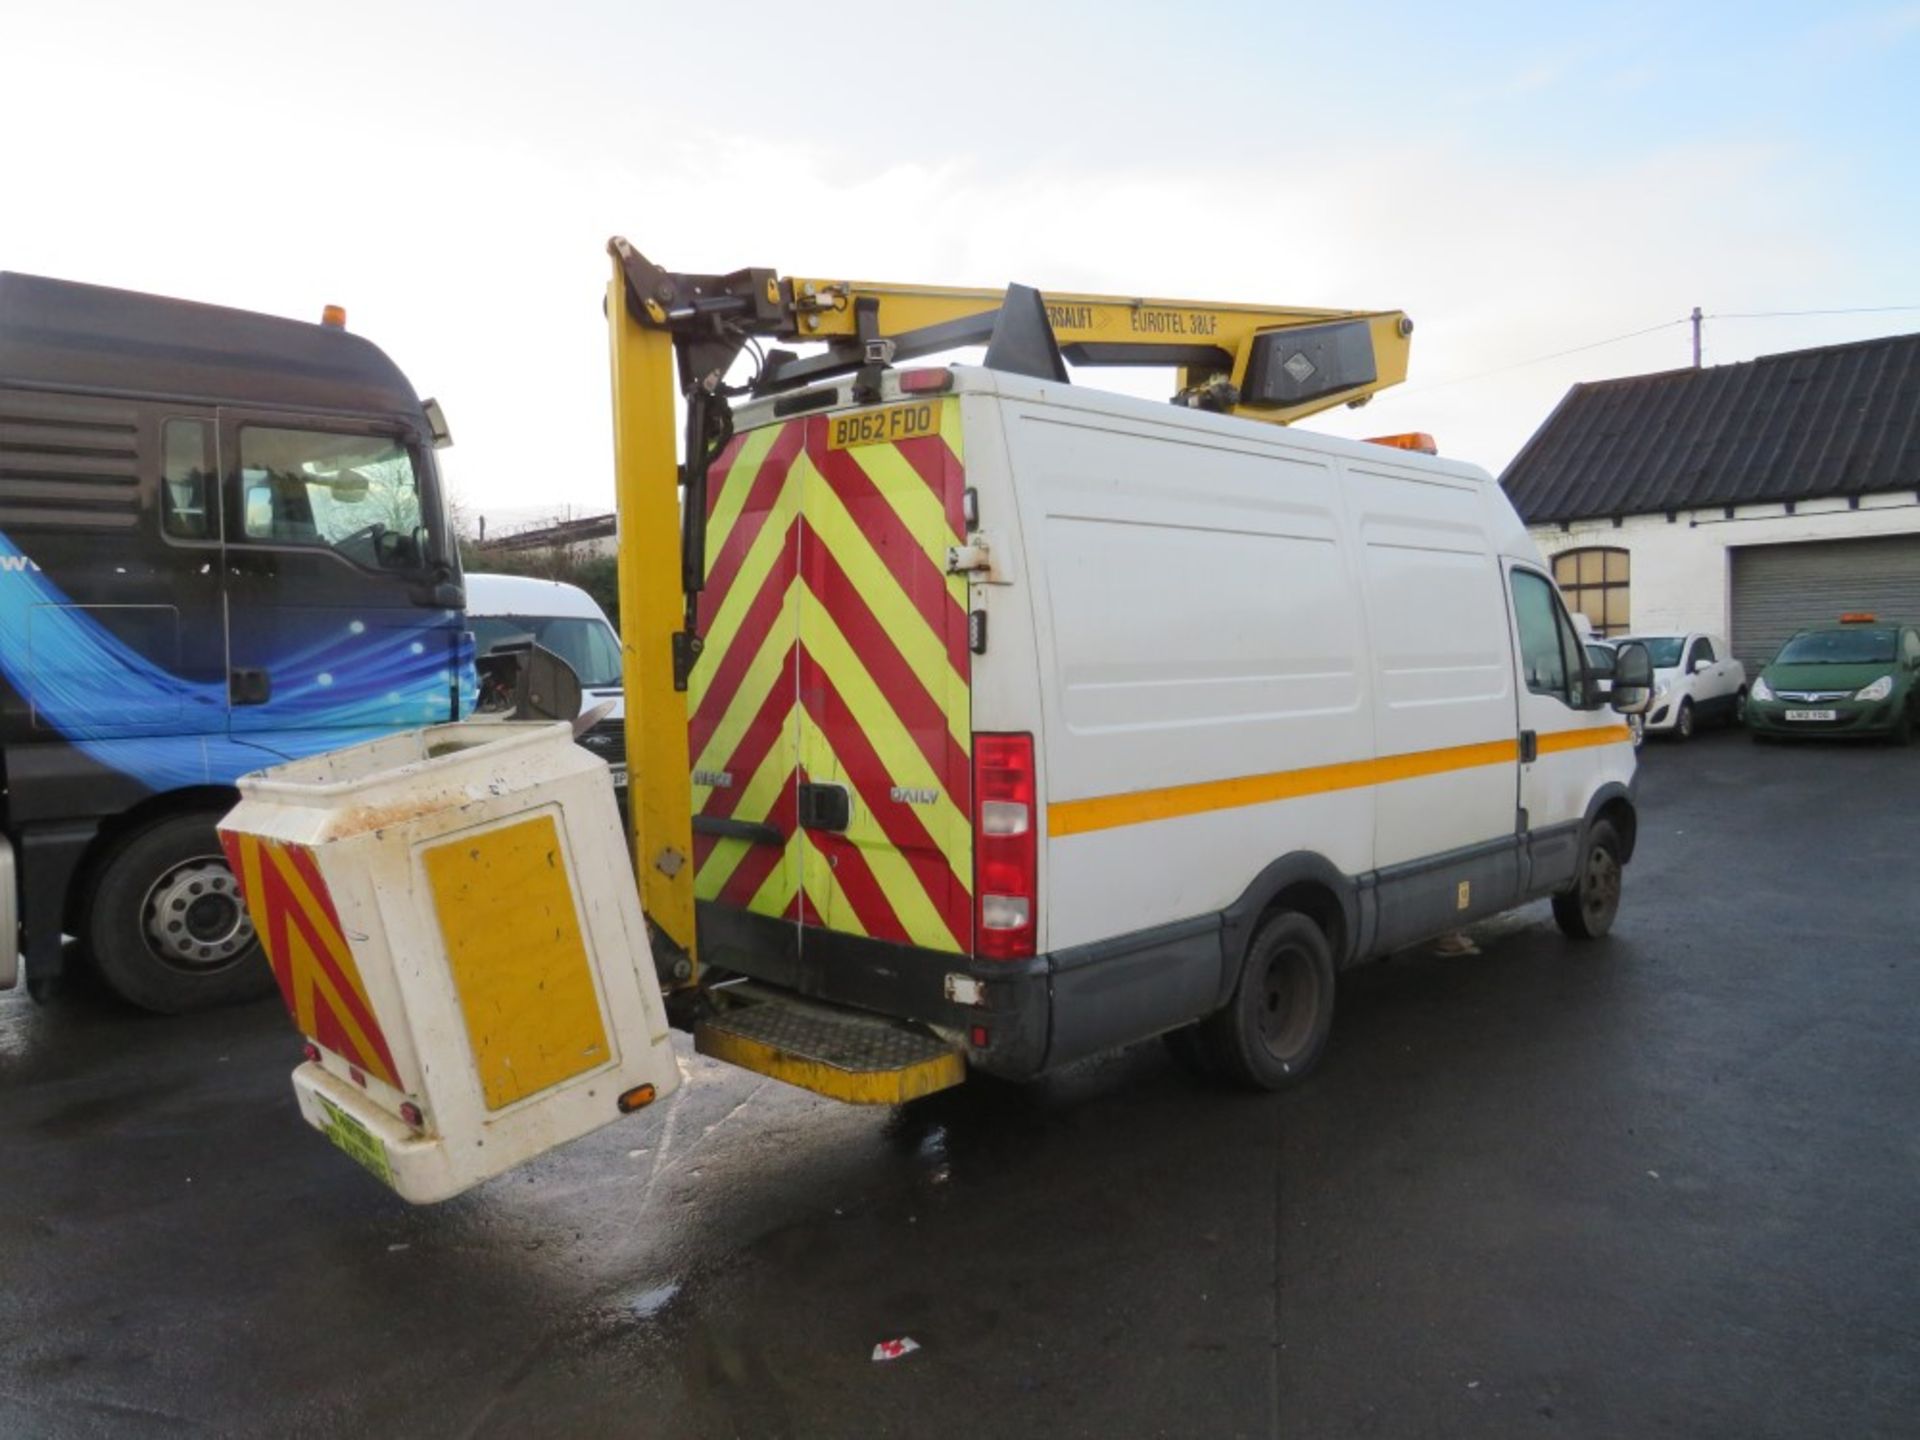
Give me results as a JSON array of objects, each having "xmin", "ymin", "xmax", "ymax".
[
  {"xmin": 143, "ymin": 857, "xmax": 255, "ymax": 973},
  {"xmin": 1582, "ymin": 845, "xmax": 1621, "ymax": 928},
  {"xmin": 1258, "ymin": 943, "xmax": 1319, "ymax": 1062}
]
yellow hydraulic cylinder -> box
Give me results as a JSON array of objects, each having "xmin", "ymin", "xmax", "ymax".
[{"xmin": 606, "ymin": 269, "xmax": 697, "ymax": 975}]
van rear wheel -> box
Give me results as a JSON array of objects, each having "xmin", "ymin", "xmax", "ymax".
[
  {"xmin": 1198, "ymin": 911, "xmax": 1335, "ymax": 1091},
  {"xmin": 85, "ymin": 812, "xmax": 276, "ymax": 1014}
]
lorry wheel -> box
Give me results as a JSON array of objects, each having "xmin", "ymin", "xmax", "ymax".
[
  {"xmin": 1552, "ymin": 819, "xmax": 1623, "ymax": 941},
  {"xmin": 1198, "ymin": 911, "xmax": 1335, "ymax": 1091},
  {"xmin": 85, "ymin": 812, "xmax": 275, "ymax": 1014}
]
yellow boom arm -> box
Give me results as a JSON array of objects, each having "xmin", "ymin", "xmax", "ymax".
[{"xmin": 604, "ymin": 241, "xmax": 1414, "ymax": 982}]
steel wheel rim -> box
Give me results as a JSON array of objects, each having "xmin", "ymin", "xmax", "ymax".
[
  {"xmin": 141, "ymin": 855, "xmax": 255, "ymax": 974},
  {"xmin": 1582, "ymin": 844, "xmax": 1621, "ymax": 927},
  {"xmin": 1257, "ymin": 943, "xmax": 1319, "ymax": 1065}
]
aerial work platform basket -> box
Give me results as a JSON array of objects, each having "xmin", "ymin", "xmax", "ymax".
[{"xmin": 217, "ymin": 720, "xmax": 681, "ymax": 1203}]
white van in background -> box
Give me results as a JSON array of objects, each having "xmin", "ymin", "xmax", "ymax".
[{"xmin": 464, "ymin": 573, "xmax": 626, "ymax": 786}]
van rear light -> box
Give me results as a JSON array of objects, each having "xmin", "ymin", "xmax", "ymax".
[
  {"xmin": 973, "ymin": 733, "xmax": 1036, "ymax": 960},
  {"xmin": 899, "ymin": 367, "xmax": 953, "ymax": 394}
]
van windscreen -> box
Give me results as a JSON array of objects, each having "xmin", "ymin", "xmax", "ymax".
[{"xmin": 472, "ymin": 615, "xmax": 623, "ymax": 687}]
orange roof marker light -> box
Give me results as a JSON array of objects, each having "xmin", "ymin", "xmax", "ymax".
[
  {"xmin": 320, "ymin": 304, "xmax": 347, "ymax": 329},
  {"xmin": 1840, "ymin": 612, "xmax": 1877, "ymax": 624},
  {"xmin": 1364, "ymin": 432, "xmax": 1438, "ymax": 455}
]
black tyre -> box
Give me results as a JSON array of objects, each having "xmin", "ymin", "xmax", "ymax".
[
  {"xmin": 85, "ymin": 812, "xmax": 275, "ymax": 1013},
  {"xmin": 1734, "ymin": 688, "xmax": 1749, "ymax": 726},
  {"xmin": 1552, "ymin": 819, "xmax": 1623, "ymax": 941},
  {"xmin": 1196, "ymin": 911, "xmax": 1336, "ymax": 1091},
  {"xmin": 1889, "ymin": 708, "xmax": 1914, "ymax": 746},
  {"xmin": 1673, "ymin": 698, "xmax": 1695, "ymax": 741}
]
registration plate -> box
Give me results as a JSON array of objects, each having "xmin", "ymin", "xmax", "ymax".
[
  {"xmin": 827, "ymin": 400, "xmax": 939, "ymax": 450},
  {"xmin": 317, "ymin": 1094, "xmax": 394, "ymax": 1186},
  {"xmin": 609, "ymin": 763, "xmax": 628, "ymax": 788},
  {"xmin": 1784, "ymin": 709, "xmax": 1837, "ymax": 722}
]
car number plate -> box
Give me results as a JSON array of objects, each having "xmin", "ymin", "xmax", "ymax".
[
  {"xmin": 609, "ymin": 763, "xmax": 628, "ymax": 788},
  {"xmin": 1784, "ymin": 709, "xmax": 1837, "ymax": 721},
  {"xmin": 316, "ymin": 1094, "xmax": 394, "ymax": 1186}
]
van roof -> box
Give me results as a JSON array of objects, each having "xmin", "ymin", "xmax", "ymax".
[
  {"xmin": 464, "ymin": 572, "xmax": 613, "ymax": 623},
  {"xmin": 0, "ymin": 271, "xmax": 427, "ymax": 422},
  {"xmin": 732, "ymin": 366, "xmax": 1528, "ymax": 552}
]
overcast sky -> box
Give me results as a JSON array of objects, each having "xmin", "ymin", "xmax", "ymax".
[{"xmin": 4, "ymin": 1, "xmax": 1916, "ymax": 533}]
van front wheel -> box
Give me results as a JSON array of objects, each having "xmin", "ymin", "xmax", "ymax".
[
  {"xmin": 1199, "ymin": 911, "xmax": 1336, "ymax": 1091},
  {"xmin": 1552, "ymin": 819, "xmax": 1623, "ymax": 941}
]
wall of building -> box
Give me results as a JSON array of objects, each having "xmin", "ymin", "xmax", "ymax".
[{"xmin": 1529, "ymin": 491, "xmax": 1920, "ymax": 640}]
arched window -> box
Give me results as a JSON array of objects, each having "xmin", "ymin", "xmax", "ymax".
[{"xmin": 1551, "ymin": 547, "xmax": 1629, "ymax": 635}]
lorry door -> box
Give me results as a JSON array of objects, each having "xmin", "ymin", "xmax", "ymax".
[
  {"xmin": 0, "ymin": 393, "xmax": 229, "ymax": 786},
  {"xmin": 218, "ymin": 411, "xmax": 459, "ymax": 758},
  {"xmin": 1505, "ymin": 564, "xmax": 1605, "ymax": 891},
  {"xmin": 690, "ymin": 398, "xmax": 973, "ymax": 960}
]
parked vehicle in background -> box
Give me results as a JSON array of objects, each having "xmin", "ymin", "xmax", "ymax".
[
  {"xmin": 465, "ymin": 573, "xmax": 626, "ymax": 787},
  {"xmin": 0, "ymin": 273, "xmax": 466, "ymax": 1011},
  {"xmin": 1746, "ymin": 616, "xmax": 1920, "ymax": 743},
  {"xmin": 1616, "ymin": 632, "xmax": 1746, "ymax": 740}
]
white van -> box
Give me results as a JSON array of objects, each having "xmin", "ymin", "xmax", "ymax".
[
  {"xmin": 685, "ymin": 366, "xmax": 1649, "ymax": 1090},
  {"xmin": 464, "ymin": 573, "xmax": 626, "ymax": 785}
]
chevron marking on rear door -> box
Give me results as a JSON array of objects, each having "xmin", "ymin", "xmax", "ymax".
[{"xmin": 690, "ymin": 398, "xmax": 973, "ymax": 953}]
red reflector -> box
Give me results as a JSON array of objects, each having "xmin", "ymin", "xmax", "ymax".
[
  {"xmin": 399, "ymin": 1101, "xmax": 424, "ymax": 1129},
  {"xmin": 348, "ymin": 1065, "xmax": 367, "ymax": 1088},
  {"xmin": 973, "ymin": 733, "xmax": 1037, "ymax": 960},
  {"xmin": 970, "ymin": 1025, "xmax": 990, "ymax": 1049},
  {"xmin": 898, "ymin": 367, "xmax": 953, "ymax": 394},
  {"xmin": 301, "ymin": 1041, "xmax": 321, "ymax": 1065}
]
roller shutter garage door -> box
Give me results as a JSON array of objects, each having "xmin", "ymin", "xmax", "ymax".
[{"xmin": 1729, "ymin": 534, "xmax": 1920, "ymax": 670}]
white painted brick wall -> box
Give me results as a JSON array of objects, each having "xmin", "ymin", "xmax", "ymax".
[{"xmin": 1528, "ymin": 492, "xmax": 1920, "ymax": 639}]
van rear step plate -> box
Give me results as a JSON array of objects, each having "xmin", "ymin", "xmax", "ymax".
[{"xmin": 694, "ymin": 996, "xmax": 965, "ymax": 1104}]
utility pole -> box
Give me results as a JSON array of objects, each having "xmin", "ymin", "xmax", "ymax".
[{"xmin": 1691, "ymin": 306, "xmax": 1703, "ymax": 368}]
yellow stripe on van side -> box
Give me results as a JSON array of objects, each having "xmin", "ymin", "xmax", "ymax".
[
  {"xmin": 1538, "ymin": 724, "xmax": 1633, "ymax": 755},
  {"xmin": 1047, "ymin": 725, "xmax": 1631, "ymax": 838}
]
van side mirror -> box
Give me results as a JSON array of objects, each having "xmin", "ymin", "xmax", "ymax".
[
  {"xmin": 1610, "ymin": 641, "xmax": 1653, "ymax": 715},
  {"xmin": 1690, "ymin": 657, "xmax": 1711, "ymax": 674}
]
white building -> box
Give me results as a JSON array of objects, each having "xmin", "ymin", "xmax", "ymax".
[{"xmin": 1501, "ymin": 332, "xmax": 1920, "ymax": 669}]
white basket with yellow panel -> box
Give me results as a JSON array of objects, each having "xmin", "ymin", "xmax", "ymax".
[{"xmin": 217, "ymin": 720, "xmax": 680, "ymax": 1203}]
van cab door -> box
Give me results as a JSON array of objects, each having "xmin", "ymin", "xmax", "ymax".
[
  {"xmin": 218, "ymin": 411, "xmax": 460, "ymax": 758},
  {"xmin": 1505, "ymin": 565, "xmax": 1604, "ymax": 892}
]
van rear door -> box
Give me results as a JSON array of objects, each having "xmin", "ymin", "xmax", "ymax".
[{"xmin": 691, "ymin": 395, "xmax": 973, "ymax": 961}]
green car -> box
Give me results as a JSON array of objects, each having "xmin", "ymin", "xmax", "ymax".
[{"xmin": 1747, "ymin": 618, "xmax": 1920, "ymax": 743}]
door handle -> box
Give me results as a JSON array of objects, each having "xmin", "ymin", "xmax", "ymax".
[
  {"xmin": 1519, "ymin": 729, "xmax": 1538, "ymax": 763},
  {"xmin": 229, "ymin": 668, "xmax": 272, "ymax": 706},
  {"xmin": 797, "ymin": 781, "xmax": 851, "ymax": 833}
]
